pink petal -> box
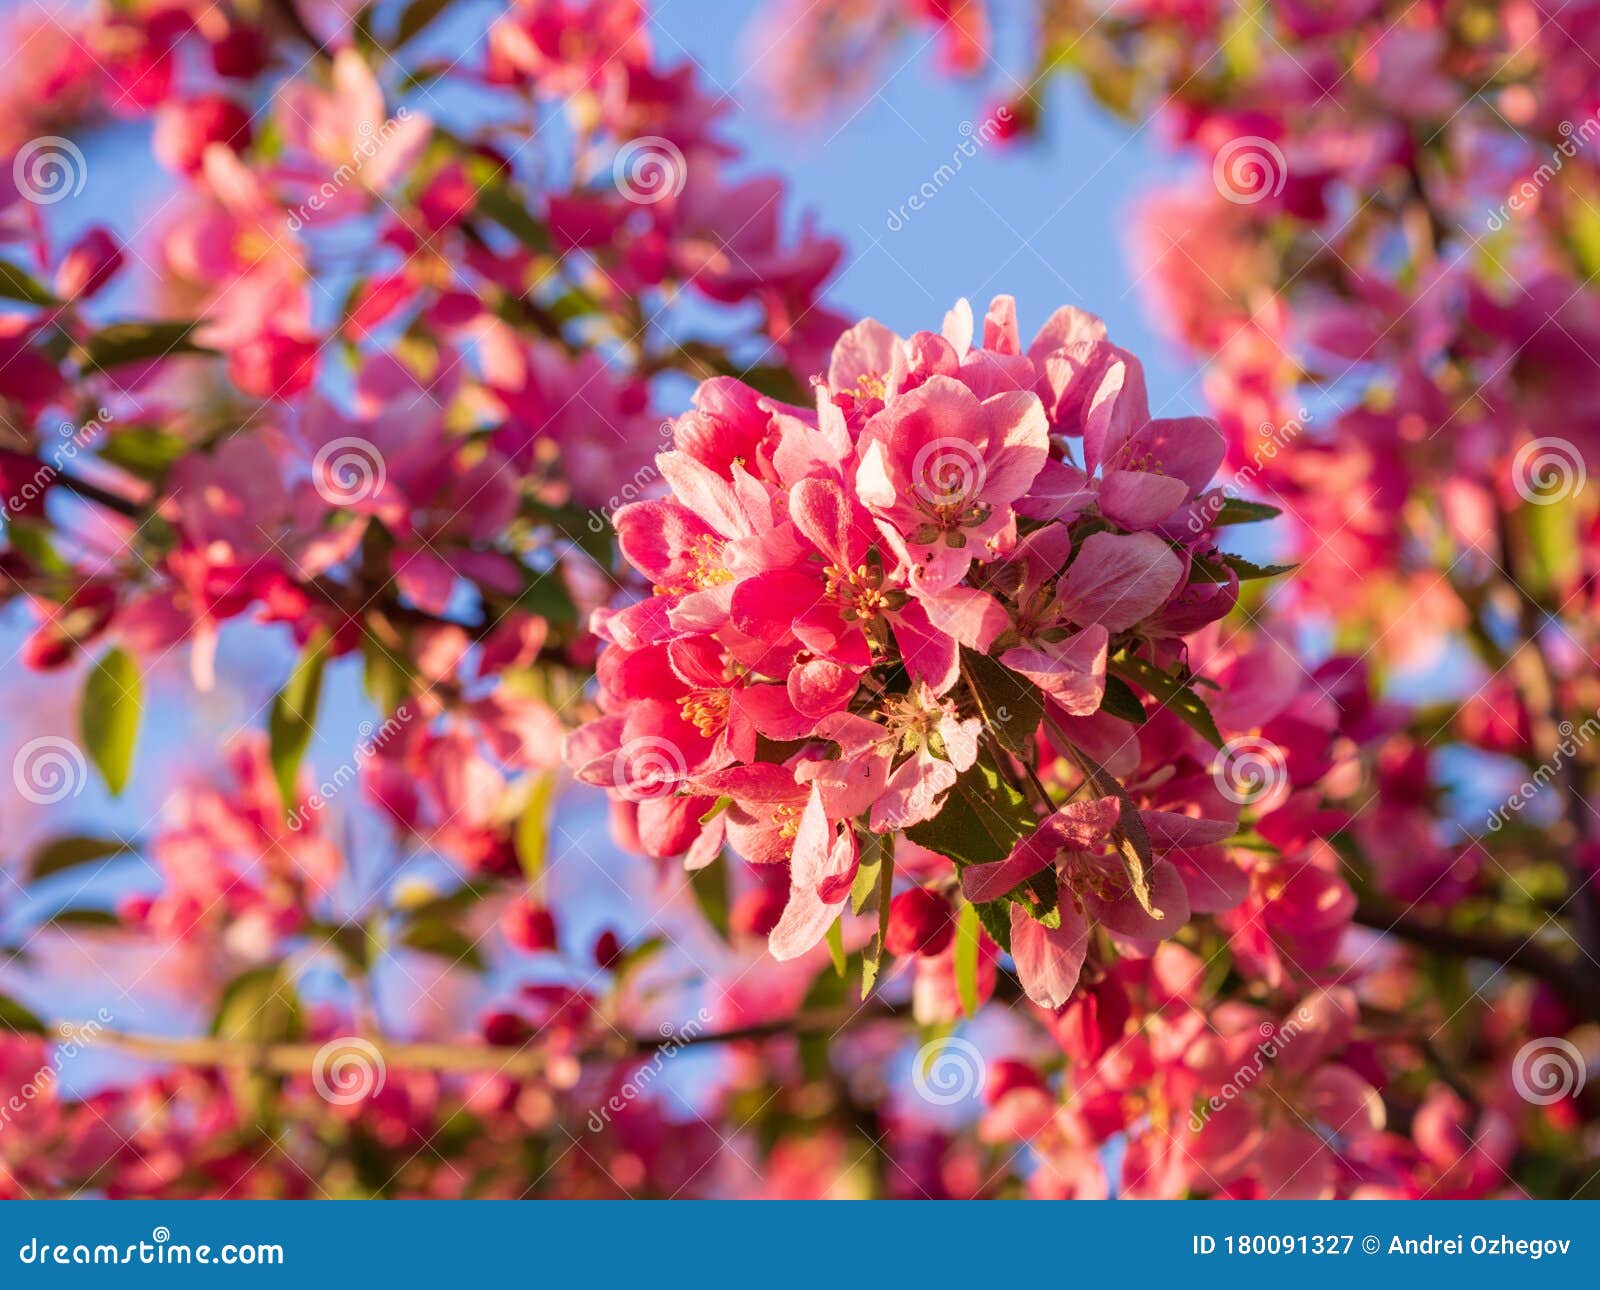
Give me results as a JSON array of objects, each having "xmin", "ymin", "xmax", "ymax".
[
  {"xmin": 1010, "ymin": 903, "xmax": 1089, "ymax": 1009},
  {"xmin": 999, "ymin": 625, "xmax": 1107, "ymax": 715},
  {"xmin": 1056, "ymin": 531, "xmax": 1183, "ymax": 632}
]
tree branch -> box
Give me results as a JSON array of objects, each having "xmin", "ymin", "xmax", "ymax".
[{"xmin": 1354, "ymin": 896, "xmax": 1600, "ymax": 1018}]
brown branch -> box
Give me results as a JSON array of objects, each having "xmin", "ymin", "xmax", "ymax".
[
  {"xmin": 63, "ymin": 1000, "xmax": 914, "ymax": 1077},
  {"xmin": 1354, "ymin": 897, "xmax": 1600, "ymax": 1018}
]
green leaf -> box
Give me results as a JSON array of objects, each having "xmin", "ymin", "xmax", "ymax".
[
  {"xmin": 211, "ymin": 965, "xmax": 303, "ymax": 1043},
  {"xmin": 468, "ymin": 167, "xmax": 552, "ymax": 254},
  {"xmin": 514, "ymin": 772, "xmax": 558, "ymax": 889},
  {"xmin": 825, "ymin": 917, "xmax": 846, "ymax": 977},
  {"xmin": 859, "ymin": 836, "xmax": 895, "ymax": 999},
  {"xmin": 398, "ymin": 919, "xmax": 485, "ymax": 970},
  {"xmin": 1192, "ymin": 550, "xmax": 1295, "ymax": 583},
  {"xmin": 360, "ymin": 628, "xmax": 413, "ymax": 716},
  {"xmin": 974, "ymin": 898, "xmax": 1012, "ymax": 952},
  {"xmin": 97, "ymin": 425, "xmax": 189, "ymax": 480},
  {"xmin": 391, "ymin": 0, "xmax": 451, "ymax": 48},
  {"xmin": 1098, "ymin": 672, "xmax": 1147, "ymax": 725},
  {"xmin": 738, "ymin": 365, "xmax": 810, "ymax": 405},
  {"xmin": 905, "ymin": 755, "xmax": 1037, "ymax": 866},
  {"xmin": 954, "ymin": 903, "xmax": 981, "ymax": 1018},
  {"xmin": 29, "ymin": 834, "xmax": 129, "ymax": 882},
  {"xmin": 960, "ymin": 649, "xmax": 1043, "ymax": 756},
  {"xmin": 0, "ymin": 994, "xmax": 47, "ymax": 1035},
  {"xmin": 689, "ymin": 851, "xmax": 730, "ymax": 942},
  {"xmin": 0, "ymin": 258, "xmax": 59, "ymax": 306},
  {"xmin": 1110, "ymin": 654, "xmax": 1224, "ymax": 748},
  {"xmin": 80, "ymin": 647, "xmax": 142, "ymax": 796},
  {"xmin": 46, "ymin": 907, "xmax": 121, "ymax": 929},
  {"xmin": 1209, "ymin": 496, "xmax": 1281, "ymax": 526},
  {"xmin": 269, "ymin": 631, "xmax": 329, "ymax": 814},
  {"xmin": 850, "ymin": 831, "xmax": 888, "ymax": 916},
  {"xmin": 79, "ymin": 321, "xmax": 211, "ymax": 374}
]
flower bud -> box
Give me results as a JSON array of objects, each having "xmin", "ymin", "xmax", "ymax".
[
  {"xmin": 502, "ymin": 898, "xmax": 558, "ymax": 953},
  {"xmin": 884, "ymin": 887, "xmax": 954, "ymax": 957},
  {"xmin": 482, "ymin": 1010, "xmax": 529, "ymax": 1048},
  {"xmin": 730, "ymin": 885, "xmax": 787, "ymax": 938},
  {"xmin": 153, "ymin": 95, "xmax": 252, "ymax": 174},
  {"xmin": 984, "ymin": 1058, "xmax": 1046, "ymax": 1106},
  {"xmin": 593, "ymin": 928, "xmax": 623, "ymax": 970}
]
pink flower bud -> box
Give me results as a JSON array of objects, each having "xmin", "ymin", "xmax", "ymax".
[
  {"xmin": 502, "ymin": 898, "xmax": 558, "ymax": 953},
  {"xmin": 54, "ymin": 227, "xmax": 123, "ymax": 300},
  {"xmin": 593, "ymin": 928, "xmax": 623, "ymax": 969},
  {"xmin": 153, "ymin": 95, "xmax": 252, "ymax": 174},
  {"xmin": 730, "ymin": 885, "xmax": 787, "ymax": 938},
  {"xmin": 884, "ymin": 887, "xmax": 954, "ymax": 957},
  {"xmin": 482, "ymin": 1011, "xmax": 529, "ymax": 1048},
  {"xmin": 984, "ymin": 1058, "xmax": 1046, "ymax": 1107},
  {"xmin": 210, "ymin": 26, "xmax": 268, "ymax": 80}
]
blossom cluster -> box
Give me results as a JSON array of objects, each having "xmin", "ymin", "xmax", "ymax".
[{"xmin": 568, "ymin": 296, "xmax": 1275, "ymax": 1005}]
